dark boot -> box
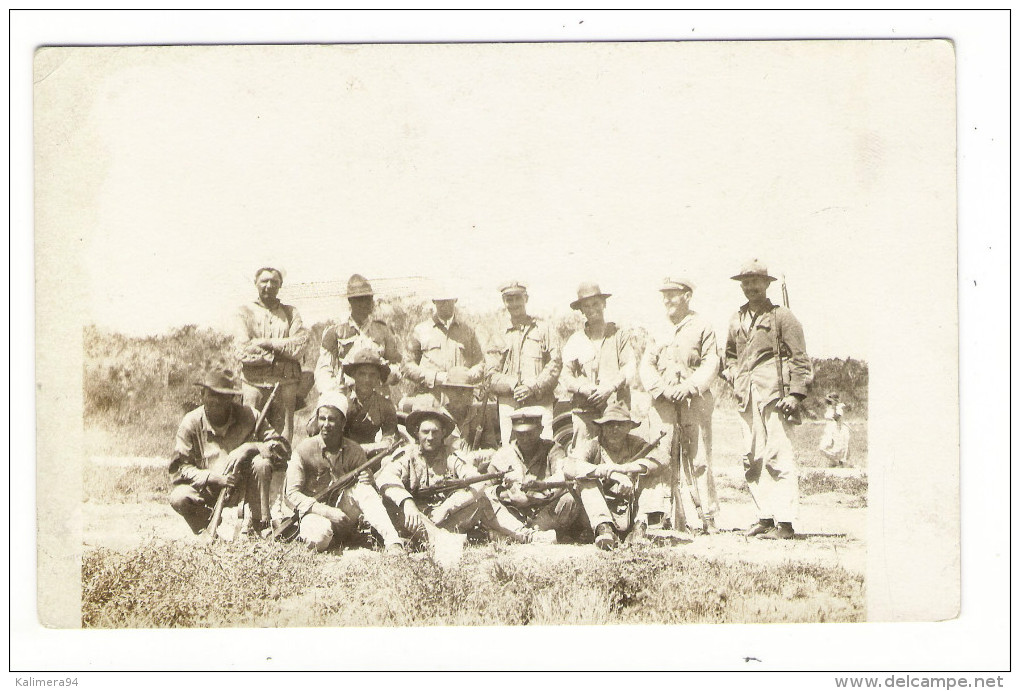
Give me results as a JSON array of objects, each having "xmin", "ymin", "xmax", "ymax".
[{"xmin": 745, "ymin": 518, "xmax": 775, "ymax": 538}]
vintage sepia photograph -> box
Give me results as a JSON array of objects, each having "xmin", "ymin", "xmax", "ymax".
[
  {"xmin": 37, "ymin": 39, "xmax": 953, "ymax": 629},
  {"xmin": 21, "ymin": 11, "xmax": 1008, "ymax": 674}
]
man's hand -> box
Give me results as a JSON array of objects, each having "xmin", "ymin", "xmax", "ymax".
[
  {"xmin": 265, "ymin": 439, "xmax": 287, "ymax": 462},
  {"xmin": 312, "ymin": 502, "xmax": 347, "ymax": 525},
  {"xmin": 208, "ymin": 473, "xmax": 237, "ymax": 490},
  {"xmin": 402, "ymin": 500, "xmax": 426, "ymax": 535},
  {"xmin": 513, "ymin": 383, "xmax": 533, "ymax": 403},
  {"xmin": 776, "ymin": 395, "xmax": 801, "ymax": 417},
  {"xmin": 608, "ymin": 473, "xmax": 634, "ymax": 496},
  {"xmin": 587, "ymin": 384, "xmax": 615, "ymax": 408}
]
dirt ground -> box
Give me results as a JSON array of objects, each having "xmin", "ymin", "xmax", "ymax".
[{"xmin": 82, "ymin": 462, "xmax": 866, "ymax": 577}]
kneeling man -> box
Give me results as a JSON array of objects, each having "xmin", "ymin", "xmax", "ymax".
[{"xmin": 286, "ymin": 392, "xmax": 405, "ymax": 552}]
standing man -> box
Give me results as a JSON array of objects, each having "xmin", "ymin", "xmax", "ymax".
[
  {"xmin": 285, "ymin": 392, "xmax": 405, "ymax": 553},
  {"xmin": 403, "ymin": 291, "xmax": 485, "ymax": 399},
  {"xmin": 561, "ymin": 282, "xmax": 635, "ymax": 448},
  {"xmin": 169, "ymin": 371, "xmax": 288, "ymax": 535},
  {"xmin": 640, "ymin": 277, "xmax": 720, "ymax": 533},
  {"xmin": 234, "ymin": 266, "xmax": 309, "ymax": 443},
  {"xmin": 722, "ymin": 259, "xmax": 813, "ymax": 540},
  {"xmin": 315, "ymin": 274, "xmax": 403, "ymax": 395},
  {"xmin": 486, "ymin": 281, "xmax": 562, "ymax": 444}
]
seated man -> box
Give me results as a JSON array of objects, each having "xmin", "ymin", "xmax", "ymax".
[
  {"xmin": 285, "ymin": 392, "xmax": 404, "ymax": 553},
  {"xmin": 565, "ymin": 403, "xmax": 667, "ymax": 550},
  {"xmin": 487, "ymin": 407, "xmax": 580, "ymax": 540},
  {"xmin": 341, "ymin": 347, "xmax": 399, "ymax": 451},
  {"xmin": 376, "ymin": 398, "xmax": 555, "ymax": 546},
  {"xmin": 437, "ymin": 366, "xmax": 499, "ymax": 453},
  {"xmin": 168, "ymin": 370, "xmax": 288, "ymax": 536}
]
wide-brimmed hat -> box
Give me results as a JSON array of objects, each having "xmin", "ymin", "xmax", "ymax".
[
  {"xmin": 570, "ymin": 281, "xmax": 612, "ymax": 310},
  {"xmin": 499, "ymin": 280, "xmax": 527, "ymax": 297},
  {"xmin": 509, "ymin": 406, "xmax": 545, "ymax": 431},
  {"xmin": 345, "ymin": 273, "xmax": 375, "ymax": 298},
  {"xmin": 660, "ymin": 276, "xmax": 696, "ymax": 293},
  {"xmin": 730, "ymin": 259, "xmax": 777, "ymax": 283},
  {"xmin": 592, "ymin": 402, "xmax": 640, "ymax": 429},
  {"xmin": 440, "ymin": 366, "xmax": 476, "ymax": 389},
  {"xmin": 315, "ymin": 391, "xmax": 350, "ymax": 419},
  {"xmin": 825, "ymin": 393, "xmax": 841, "ymax": 405},
  {"xmin": 405, "ymin": 398, "xmax": 456, "ymax": 437},
  {"xmin": 342, "ymin": 347, "xmax": 391, "ymax": 381},
  {"xmin": 194, "ymin": 370, "xmax": 241, "ymax": 396}
]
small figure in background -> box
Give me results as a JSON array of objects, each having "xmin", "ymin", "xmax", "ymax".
[{"xmin": 819, "ymin": 393, "xmax": 851, "ymax": 467}]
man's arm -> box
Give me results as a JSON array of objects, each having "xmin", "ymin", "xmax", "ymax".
[
  {"xmin": 376, "ymin": 449, "xmax": 414, "ymax": 506},
  {"xmin": 401, "ymin": 323, "xmax": 441, "ymax": 389},
  {"xmin": 559, "ymin": 332, "xmax": 592, "ymax": 396},
  {"xmin": 314, "ymin": 327, "xmax": 345, "ymax": 394},
  {"xmin": 233, "ymin": 306, "xmax": 274, "ymax": 366},
  {"xmin": 531, "ymin": 322, "xmax": 563, "ymax": 397},
  {"xmin": 484, "ymin": 331, "xmax": 516, "ymax": 396},
  {"xmin": 778, "ymin": 308, "xmax": 812, "ymax": 398},
  {"xmin": 682, "ymin": 323, "xmax": 721, "ymax": 395},
  {"xmin": 463, "ymin": 326, "xmax": 486, "ymax": 382},
  {"xmin": 261, "ymin": 306, "xmax": 310, "ymax": 362},
  {"xmin": 168, "ymin": 416, "xmax": 211, "ymax": 489},
  {"xmin": 721, "ymin": 314, "xmax": 741, "ymax": 386}
]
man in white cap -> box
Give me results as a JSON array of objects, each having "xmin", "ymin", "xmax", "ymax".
[
  {"xmin": 285, "ymin": 391, "xmax": 405, "ymax": 553},
  {"xmin": 169, "ymin": 370, "xmax": 288, "ymax": 535},
  {"xmin": 565, "ymin": 403, "xmax": 668, "ymax": 550},
  {"xmin": 376, "ymin": 398, "xmax": 555, "ymax": 545},
  {"xmin": 234, "ymin": 266, "xmax": 309, "ymax": 443},
  {"xmin": 722, "ymin": 259, "xmax": 813, "ymax": 540},
  {"xmin": 561, "ymin": 281, "xmax": 635, "ymax": 448},
  {"xmin": 486, "ymin": 281, "xmax": 563, "ymax": 444},
  {"xmin": 403, "ymin": 290, "xmax": 485, "ymax": 398},
  {"xmin": 487, "ymin": 407, "xmax": 577, "ymax": 541},
  {"xmin": 639, "ymin": 276, "xmax": 720, "ymax": 533},
  {"xmin": 315, "ymin": 273, "xmax": 403, "ymax": 395}
]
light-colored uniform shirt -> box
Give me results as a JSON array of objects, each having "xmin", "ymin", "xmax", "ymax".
[
  {"xmin": 561, "ymin": 322, "xmax": 635, "ymax": 412},
  {"xmin": 566, "ymin": 434, "xmax": 668, "ymax": 480},
  {"xmin": 403, "ymin": 317, "xmax": 485, "ymax": 390},
  {"xmin": 234, "ymin": 300, "xmax": 309, "ymax": 383},
  {"xmin": 640, "ymin": 312, "xmax": 719, "ymax": 401},
  {"xmin": 375, "ymin": 445, "xmax": 479, "ymax": 507},
  {"xmin": 285, "ymin": 436, "xmax": 371, "ymax": 515},
  {"xmin": 486, "ymin": 315, "xmax": 563, "ymax": 406}
]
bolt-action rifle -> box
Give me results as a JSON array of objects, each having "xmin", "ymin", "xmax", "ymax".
[
  {"xmin": 270, "ymin": 437, "xmax": 405, "ymax": 542},
  {"xmin": 205, "ymin": 382, "xmax": 280, "ymax": 542},
  {"xmin": 413, "ymin": 469, "xmax": 510, "ymax": 499}
]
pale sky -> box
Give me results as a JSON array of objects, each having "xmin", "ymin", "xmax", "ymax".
[{"xmin": 36, "ymin": 41, "xmax": 957, "ymax": 358}]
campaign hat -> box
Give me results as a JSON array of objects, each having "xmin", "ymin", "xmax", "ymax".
[
  {"xmin": 730, "ymin": 259, "xmax": 777, "ymax": 282},
  {"xmin": 570, "ymin": 282, "xmax": 612, "ymax": 310}
]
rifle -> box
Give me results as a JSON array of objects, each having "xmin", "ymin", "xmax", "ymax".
[
  {"xmin": 205, "ymin": 382, "xmax": 279, "ymax": 542},
  {"xmin": 674, "ymin": 402, "xmax": 706, "ymax": 530},
  {"xmin": 270, "ymin": 437, "xmax": 405, "ymax": 542},
  {"xmin": 471, "ymin": 389, "xmax": 492, "ymax": 450},
  {"xmin": 413, "ymin": 469, "xmax": 509, "ymax": 499},
  {"xmin": 775, "ymin": 274, "xmax": 802, "ymax": 425},
  {"xmin": 521, "ymin": 478, "xmax": 575, "ymax": 492}
]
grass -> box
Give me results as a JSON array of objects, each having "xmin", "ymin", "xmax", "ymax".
[
  {"xmin": 83, "ymin": 463, "xmax": 170, "ymax": 504},
  {"xmin": 83, "ymin": 539, "xmax": 864, "ymax": 628}
]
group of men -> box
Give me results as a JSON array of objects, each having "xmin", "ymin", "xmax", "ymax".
[{"xmin": 168, "ymin": 258, "xmax": 814, "ymax": 552}]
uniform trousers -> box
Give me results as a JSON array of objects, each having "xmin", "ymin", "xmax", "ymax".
[
  {"xmin": 297, "ymin": 483, "xmax": 401, "ymax": 552},
  {"xmin": 169, "ymin": 450, "xmax": 274, "ymax": 534},
  {"xmin": 738, "ymin": 392, "xmax": 798, "ymax": 524}
]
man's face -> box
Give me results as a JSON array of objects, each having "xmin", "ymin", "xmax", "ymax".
[
  {"xmin": 577, "ymin": 296, "xmax": 606, "ymax": 323},
  {"xmin": 740, "ymin": 277, "xmax": 770, "ymax": 304},
  {"xmin": 417, "ymin": 419, "xmax": 447, "ymax": 453},
  {"xmin": 512, "ymin": 424, "xmax": 542, "ymax": 452},
  {"xmin": 256, "ymin": 270, "xmax": 282, "ymax": 303},
  {"xmin": 661, "ymin": 289, "xmax": 691, "ymax": 322},
  {"xmin": 502, "ymin": 292, "xmax": 528, "ymax": 320},
  {"xmin": 599, "ymin": 421, "xmax": 632, "ymax": 449},
  {"xmin": 348, "ymin": 364, "xmax": 381, "ymax": 392},
  {"xmin": 349, "ymin": 296, "xmax": 374, "ymax": 321},
  {"xmin": 317, "ymin": 406, "xmax": 346, "ymax": 445},
  {"xmin": 202, "ymin": 388, "xmax": 234, "ymax": 423},
  {"xmin": 443, "ymin": 387, "xmax": 473, "ymax": 413},
  {"xmin": 433, "ymin": 300, "xmax": 456, "ymax": 322}
]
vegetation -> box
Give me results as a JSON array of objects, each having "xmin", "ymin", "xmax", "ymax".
[
  {"xmin": 84, "ymin": 296, "xmax": 868, "ymax": 456},
  {"xmin": 83, "ymin": 539, "xmax": 864, "ymax": 628}
]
